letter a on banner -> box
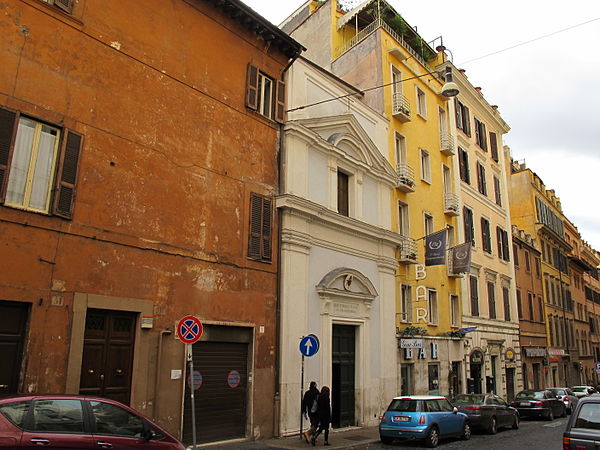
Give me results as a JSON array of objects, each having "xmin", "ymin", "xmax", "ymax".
[{"xmin": 425, "ymin": 229, "xmax": 447, "ymax": 266}]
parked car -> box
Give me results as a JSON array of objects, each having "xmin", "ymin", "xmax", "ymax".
[
  {"xmin": 548, "ymin": 387, "xmax": 579, "ymax": 414},
  {"xmin": 511, "ymin": 389, "xmax": 566, "ymax": 420},
  {"xmin": 452, "ymin": 393, "xmax": 519, "ymax": 433},
  {"xmin": 0, "ymin": 394, "xmax": 185, "ymax": 449},
  {"xmin": 572, "ymin": 386, "xmax": 598, "ymax": 398},
  {"xmin": 563, "ymin": 395, "xmax": 600, "ymax": 449},
  {"xmin": 379, "ymin": 395, "xmax": 471, "ymax": 447}
]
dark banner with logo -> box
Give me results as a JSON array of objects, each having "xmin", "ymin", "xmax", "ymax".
[
  {"xmin": 451, "ymin": 242, "xmax": 472, "ymax": 273},
  {"xmin": 425, "ymin": 229, "xmax": 447, "ymax": 266}
]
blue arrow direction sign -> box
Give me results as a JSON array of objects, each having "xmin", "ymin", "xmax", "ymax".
[{"xmin": 299, "ymin": 334, "xmax": 320, "ymax": 357}]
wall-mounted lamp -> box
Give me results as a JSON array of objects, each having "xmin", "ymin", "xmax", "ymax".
[{"xmin": 441, "ymin": 66, "xmax": 459, "ymax": 98}]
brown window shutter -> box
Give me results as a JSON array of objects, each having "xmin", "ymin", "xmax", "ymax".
[
  {"xmin": 275, "ymin": 80, "xmax": 286, "ymax": 123},
  {"xmin": 481, "ymin": 123, "xmax": 487, "ymax": 150},
  {"xmin": 0, "ymin": 107, "xmax": 18, "ymax": 203},
  {"xmin": 246, "ymin": 64, "xmax": 259, "ymax": 111},
  {"xmin": 248, "ymin": 194, "xmax": 262, "ymax": 259},
  {"xmin": 52, "ymin": 129, "xmax": 83, "ymax": 219},
  {"xmin": 454, "ymin": 98, "xmax": 461, "ymax": 129},
  {"xmin": 490, "ymin": 132, "xmax": 499, "ymax": 161},
  {"xmin": 464, "ymin": 107, "xmax": 471, "ymax": 136},
  {"xmin": 53, "ymin": 0, "xmax": 73, "ymax": 13},
  {"xmin": 474, "ymin": 119, "xmax": 480, "ymax": 145},
  {"xmin": 261, "ymin": 198, "xmax": 272, "ymax": 261}
]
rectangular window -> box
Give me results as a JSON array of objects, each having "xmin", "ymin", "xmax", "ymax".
[
  {"xmin": 454, "ymin": 98, "xmax": 471, "ymax": 136},
  {"xmin": 416, "ymin": 87, "xmax": 427, "ymax": 118},
  {"xmin": 458, "ymin": 147, "xmax": 470, "ymax": 184},
  {"xmin": 474, "ymin": 118, "xmax": 487, "ymax": 150},
  {"xmin": 517, "ymin": 289, "xmax": 523, "ymax": 319},
  {"xmin": 535, "ymin": 257, "xmax": 541, "ymax": 278},
  {"xmin": 428, "ymin": 364, "xmax": 440, "ymax": 393},
  {"xmin": 41, "ymin": 0, "xmax": 74, "ymax": 13},
  {"xmin": 337, "ymin": 170, "xmax": 349, "ymax": 216},
  {"xmin": 0, "ymin": 108, "xmax": 82, "ymax": 218},
  {"xmin": 528, "ymin": 293, "xmax": 535, "ymax": 321},
  {"xmin": 463, "ymin": 206, "xmax": 475, "ymax": 246},
  {"xmin": 525, "ymin": 250, "xmax": 531, "ymax": 273},
  {"xmin": 401, "ymin": 284, "xmax": 412, "ymax": 323},
  {"xmin": 481, "ymin": 217, "xmax": 492, "ymax": 253},
  {"xmin": 489, "ymin": 131, "xmax": 499, "ymax": 162},
  {"xmin": 470, "ymin": 275, "xmax": 479, "ymax": 317},
  {"xmin": 248, "ymin": 193, "xmax": 273, "ymax": 262},
  {"xmin": 450, "ymin": 294, "xmax": 460, "ymax": 327},
  {"xmin": 398, "ymin": 201, "xmax": 409, "ymax": 236},
  {"xmin": 246, "ymin": 64, "xmax": 285, "ymax": 122},
  {"xmin": 513, "ymin": 244, "xmax": 519, "ymax": 267},
  {"xmin": 428, "ymin": 289, "xmax": 438, "ymax": 325},
  {"xmin": 487, "ymin": 282, "xmax": 496, "ymax": 319},
  {"xmin": 420, "ymin": 149, "xmax": 431, "ymax": 182},
  {"xmin": 503, "ymin": 287, "xmax": 511, "ymax": 321},
  {"xmin": 493, "ymin": 176, "xmax": 502, "ymax": 206},
  {"xmin": 476, "ymin": 162, "xmax": 487, "ymax": 196},
  {"xmin": 395, "ymin": 133, "xmax": 407, "ymax": 165},
  {"xmin": 496, "ymin": 227, "xmax": 510, "ymax": 261},
  {"xmin": 424, "ymin": 213, "xmax": 434, "ymax": 236}
]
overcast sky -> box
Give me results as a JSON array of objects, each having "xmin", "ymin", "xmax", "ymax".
[{"xmin": 243, "ymin": 0, "xmax": 600, "ymax": 252}]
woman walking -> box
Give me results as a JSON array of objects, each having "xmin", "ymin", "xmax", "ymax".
[{"xmin": 311, "ymin": 386, "xmax": 331, "ymax": 446}]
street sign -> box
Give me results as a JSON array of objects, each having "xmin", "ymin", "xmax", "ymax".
[
  {"xmin": 177, "ymin": 315, "xmax": 203, "ymax": 344},
  {"xmin": 595, "ymin": 363, "xmax": 600, "ymax": 371},
  {"xmin": 187, "ymin": 371, "xmax": 202, "ymax": 390},
  {"xmin": 299, "ymin": 334, "xmax": 319, "ymax": 357}
]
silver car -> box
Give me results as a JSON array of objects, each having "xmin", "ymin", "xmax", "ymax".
[{"xmin": 549, "ymin": 387, "xmax": 579, "ymax": 414}]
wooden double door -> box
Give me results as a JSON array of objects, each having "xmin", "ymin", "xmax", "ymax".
[{"xmin": 79, "ymin": 309, "xmax": 136, "ymax": 405}]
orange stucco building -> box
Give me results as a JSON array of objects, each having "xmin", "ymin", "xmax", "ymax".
[{"xmin": 0, "ymin": 0, "xmax": 301, "ymax": 444}]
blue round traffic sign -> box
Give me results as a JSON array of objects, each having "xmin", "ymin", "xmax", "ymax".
[
  {"xmin": 177, "ymin": 315, "xmax": 203, "ymax": 344},
  {"xmin": 299, "ymin": 334, "xmax": 320, "ymax": 357}
]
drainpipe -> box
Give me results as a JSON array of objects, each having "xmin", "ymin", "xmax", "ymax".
[{"xmin": 154, "ymin": 328, "xmax": 172, "ymax": 419}]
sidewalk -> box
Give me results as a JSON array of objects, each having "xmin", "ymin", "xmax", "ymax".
[{"xmin": 197, "ymin": 426, "xmax": 380, "ymax": 450}]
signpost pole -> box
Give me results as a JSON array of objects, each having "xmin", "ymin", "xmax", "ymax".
[
  {"xmin": 300, "ymin": 352, "xmax": 304, "ymax": 440},
  {"xmin": 187, "ymin": 344, "xmax": 198, "ymax": 449}
]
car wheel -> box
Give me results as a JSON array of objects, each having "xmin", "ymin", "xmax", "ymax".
[
  {"xmin": 488, "ymin": 416, "xmax": 497, "ymax": 434},
  {"xmin": 546, "ymin": 409, "xmax": 554, "ymax": 421},
  {"xmin": 380, "ymin": 435, "xmax": 393, "ymax": 445},
  {"xmin": 424, "ymin": 425, "xmax": 439, "ymax": 448},
  {"xmin": 512, "ymin": 414, "xmax": 519, "ymax": 429},
  {"xmin": 461, "ymin": 422, "xmax": 471, "ymax": 440}
]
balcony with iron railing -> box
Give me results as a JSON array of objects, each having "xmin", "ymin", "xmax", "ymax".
[
  {"xmin": 396, "ymin": 164, "xmax": 415, "ymax": 192},
  {"xmin": 440, "ymin": 132, "xmax": 455, "ymax": 156},
  {"xmin": 444, "ymin": 192, "xmax": 460, "ymax": 216},
  {"xmin": 396, "ymin": 235, "xmax": 418, "ymax": 264},
  {"xmin": 392, "ymin": 92, "xmax": 411, "ymax": 122}
]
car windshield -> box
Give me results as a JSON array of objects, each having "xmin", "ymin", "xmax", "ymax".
[
  {"xmin": 573, "ymin": 387, "xmax": 587, "ymax": 392},
  {"xmin": 516, "ymin": 390, "xmax": 544, "ymax": 399},
  {"xmin": 453, "ymin": 395, "xmax": 484, "ymax": 404},
  {"xmin": 575, "ymin": 403, "xmax": 600, "ymax": 430},
  {"xmin": 387, "ymin": 399, "xmax": 419, "ymax": 412}
]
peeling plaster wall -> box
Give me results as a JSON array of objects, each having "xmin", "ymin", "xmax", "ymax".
[{"xmin": 0, "ymin": 0, "xmax": 292, "ymax": 440}]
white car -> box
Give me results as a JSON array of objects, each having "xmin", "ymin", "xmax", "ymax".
[{"xmin": 571, "ymin": 386, "xmax": 597, "ymax": 398}]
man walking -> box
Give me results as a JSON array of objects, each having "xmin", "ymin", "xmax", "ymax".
[{"xmin": 301, "ymin": 381, "xmax": 319, "ymax": 443}]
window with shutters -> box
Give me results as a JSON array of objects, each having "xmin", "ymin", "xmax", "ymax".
[
  {"xmin": 454, "ymin": 99, "xmax": 471, "ymax": 136},
  {"xmin": 463, "ymin": 206, "xmax": 475, "ymax": 246},
  {"xmin": 493, "ymin": 176, "xmax": 502, "ymax": 206},
  {"xmin": 503, "ymin": 287, "xmax": 511, "ymax": 321},
  {"xmin": 476, "ymin": 162, "xmax": 487, "ymax": 196},
  {"xmin": 487, "ymin": 282, "xmax": 496, "ymax": 319},
  {"xmin": 420, "ymin": 149, "xmax": 431, "ymax": 183},
  {"xmin": 470, "ymin": 275, "xmax": 479, "ymax": 317},
  {"xmin": 516, "ymin": 289, "xmax": 523, "ymax": 319},
  {"xmin": 246, "ymin": 64, "xmax": 285, "ymax": 123},
  {"xmin": 525, "ymin": 250, "xmax": 531, "ymax": 273},
  {"xmin": 489, "ymin": 132, "xmax": 499, "ymax": 162},
  {"xmin": 0, "ymin": 107, "xmax": 82, "ymax": 218},
  {"xmin": 416, "ymin": 87, "xmax": 427, "ymax": 118},
  {"xmin": 474, "ymin": 118, "xmax": 487, "ymax": 150},
  {"xmin": 496, "ymin": 227, "xmax": 510, "ymax": 261},
  {"xmin": 40, "ymin": 0, "xmax": 74, "ymax": 13},
  {"xmin": 458, "ymin": 147, "xmax": 470, "ymax": 184},
  {"xmin": 337, "ymin": 170, "xmax": 349, "ymax": 216},
  {"xmin": 428, "ymin": 289, "xmax": 438, "ymax": 325},
  {"xmin": 481, "ymin": 217, "xmax": 491, "ymax": 253},
  {"xmin": 248, "ymin": 193, "xmax": 272, "ymax": 263}
]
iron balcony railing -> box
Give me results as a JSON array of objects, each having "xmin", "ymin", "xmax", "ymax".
[
  {"xmin": 397, "ymin": 235, "xmax": 418, "ymax": 263},
  {"xmin": 444, "ymin": 192, "xmax": 459, "ymax": 214},
  {"xmin": 392, "ymin": 92, "xmax": 411, "ymax": 118},
  {"xmin": 440, "ymin": 132, "xmax": 455, "ymax": 155},
  {"xmin": 396, "ymin": 163, "xmax": 415, "ymax": 191}
]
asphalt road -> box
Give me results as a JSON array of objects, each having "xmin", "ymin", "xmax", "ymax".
[{"xmin": 359, "ymin": 417, "xmax": 567, "ymax": 450}]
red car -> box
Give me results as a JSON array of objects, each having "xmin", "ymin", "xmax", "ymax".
[{"xmin": 0, "ymin": 394, "xmax": 185, "ymax": 449}]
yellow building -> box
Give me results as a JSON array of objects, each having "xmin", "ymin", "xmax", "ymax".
[
  {"xmin": 283, "ymin": 0, "xmax": 461, "ymax": 396},
  {"xmin": 507, "ymin": 158, "xmax": 576, "ymax": 386}
]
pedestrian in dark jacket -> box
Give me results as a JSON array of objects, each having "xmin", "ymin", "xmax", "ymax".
[
  {"xmin": 311, "ymin": 386, "xmax": 331, "ymax": 446},
  {"xmin": 301, "ymin": 381, "xmax": 319, "ymax": 442}
]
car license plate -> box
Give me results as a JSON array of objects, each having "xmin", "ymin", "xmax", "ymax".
[
  {"xmin": 520, "ymin": 402, "xmax": 530, "ymax": 406},
  {"xmin": 393, "ymin": 416, "xmax": 409, "ymax": 422}
]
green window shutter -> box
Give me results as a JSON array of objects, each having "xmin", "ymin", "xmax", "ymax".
[
  {"xmin": 52, "ymin": 129, "xmax": 83, "ymax": 219},
  {"xmin": 275, "ymin": 80, "xmax": 286, "ymax": 123},
  {"xmin": 261, "ymin": 198, "xmax": 272, "ymax": 261},
  {"xmin": 0, "ymin": 107, "xmax": 18, "ymax": 203}
]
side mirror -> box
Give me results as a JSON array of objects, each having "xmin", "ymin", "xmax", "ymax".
[
  {"xmin": 453, "ymin": 407, "xmax": 458, "ymax": 414},
  {"xmin": 144, "ymin": 429, "xmax": 157, "ymax": 442}
]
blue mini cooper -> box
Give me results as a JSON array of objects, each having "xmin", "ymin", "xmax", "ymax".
[{"xmin": 379, "ymin": 395, "xmax": 471, "ymax": 447}]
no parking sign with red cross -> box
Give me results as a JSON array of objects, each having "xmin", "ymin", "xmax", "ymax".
[{"xmin": 177, "ymin": 315, "xmax": 203, "ymax": 344}]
